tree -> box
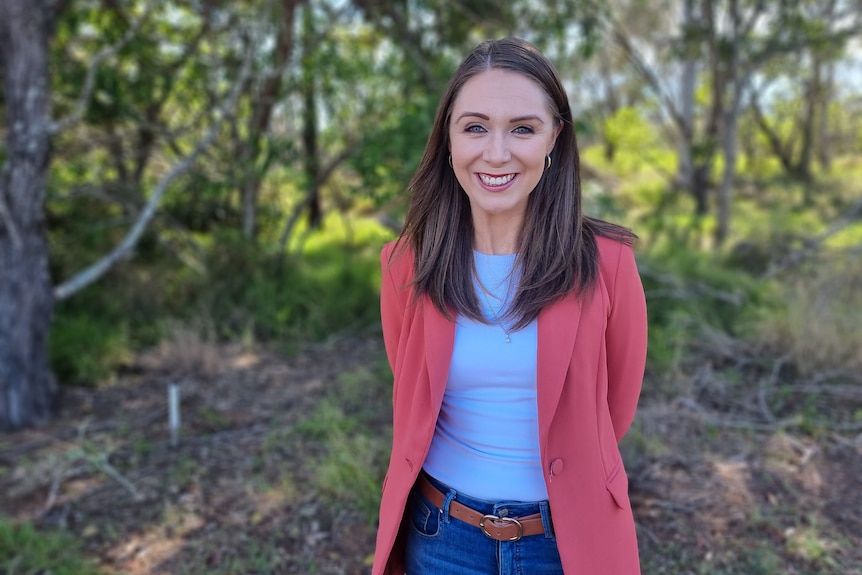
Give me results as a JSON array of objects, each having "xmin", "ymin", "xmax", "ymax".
[
  {"xmin": 0, "ymin": 1, "xmax": 58, "ymax": 429},
  {"xmin": 0, "ymin": 0, "xmax": 252, "ymax": 429},
  {"xmin": 602, "ymin": 0, "xmax": 862, "ymax": 245}
]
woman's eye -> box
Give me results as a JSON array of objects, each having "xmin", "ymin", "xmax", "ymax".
[
  {"xmin": 465, "ymin": 125, "xmax": 486, "ymax": 133},
  {"xmin": 513, "ymin": 126, "xmax": 534, "ymax": 134}
]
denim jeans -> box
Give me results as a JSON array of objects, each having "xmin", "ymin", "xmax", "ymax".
[{"xmin": 405, "ymin": 473, "xmax": 564, "ymax": 575}]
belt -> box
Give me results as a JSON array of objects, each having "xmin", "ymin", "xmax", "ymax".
[{"xmin": 417, "ymin": 474, "xmax": 547, "ymax": 542}]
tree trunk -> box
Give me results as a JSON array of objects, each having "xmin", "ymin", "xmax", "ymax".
[
  {"xmin": 301, "ymin": 3, "xmax": 321, "ymax": 229},
  {"xmin": 689, "ymin": 0, "xmax": 722, "ymax": 217},
  {"xmin": 715, "ymin": 0, "xmax": 744, "ymax": 246},
  {"xmin": 240, "ymin": 0, "xmax": 298, "ymax": 239},
  {"xmin": 817, "ymin": 62, "xmax": 833, "ymax": 171},
  {"xmin": 598, "ymin": 49, "xmax": 619, "ymax": 163},
  {"xmin": 796, "ymin": 55, "xmax": 820, "ymax": 185},
  {"xmin": 0, "ymin": 0, "xmax": 58, "ymax": 429},
  {"xmin": 677, "ymin": 0, "xmax": 698, "ymax": 193}
]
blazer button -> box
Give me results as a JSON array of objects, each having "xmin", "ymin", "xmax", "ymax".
[{"xmin": 550, "ymin": 459, "xmax": 565, "ymax": 476}]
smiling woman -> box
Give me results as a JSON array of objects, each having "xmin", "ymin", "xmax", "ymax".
[
  {"xmin": 448, "ymin": 69, "xmax": 561, "ymax": 253},
  {"xmin": 373, "ymin": 37, "xmax": 648, "ymax": 575}
]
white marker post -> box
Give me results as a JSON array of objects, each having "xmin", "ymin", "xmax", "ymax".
[{"xmin": 168, "ymin": 382, "xmax": 181, "ymax": 447}]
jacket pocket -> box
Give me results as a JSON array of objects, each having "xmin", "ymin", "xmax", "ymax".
[{"xmin": 604, "ymin": 458, "xmax": 631, "ymax": 511}]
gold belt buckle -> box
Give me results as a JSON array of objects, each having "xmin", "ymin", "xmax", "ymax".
[{"xmin": 479, "ymin": 514, "xmax": 523, "ymax": 541}]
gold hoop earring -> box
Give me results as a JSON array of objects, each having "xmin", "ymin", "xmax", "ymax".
[
  {"xmin": 448, "ymin": 154, "xmax": 453, "ymax": 169},
  {"xmin": 545, "ymin": 155, "xmax": 552, "ymax": 170}
]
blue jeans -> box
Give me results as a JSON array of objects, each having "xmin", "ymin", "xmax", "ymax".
[{"xmin": 405, "ymin": 473, "xmax": 564, "ymax": 575}]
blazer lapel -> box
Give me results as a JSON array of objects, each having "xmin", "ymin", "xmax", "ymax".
[
  {"xmin": 537, "ymin": 293, "xmax": 582, "ymax": 442},
  {"xmin": 423, "ymin": 297, "xmax": 456, "ymax": 411}
]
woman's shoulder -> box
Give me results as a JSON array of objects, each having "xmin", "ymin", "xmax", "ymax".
[
  {"xmin": 595, "ymin": 232, "xmax": 634, "ymax": 260},
  {"xmin": 594, "ymin": 231, "xmax": 638, "ymax": 287},
  {"xmin": 381, "ymin": 240, "xmax": 415, "ymax": 282}
]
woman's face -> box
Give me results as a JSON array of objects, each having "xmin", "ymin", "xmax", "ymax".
[{"xmin": 448, "ymin": 69, "xmax": 560, "ymax": 230}]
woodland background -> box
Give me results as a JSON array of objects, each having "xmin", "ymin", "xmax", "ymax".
[{"xmin": 1, "ymin": 0, "xmax": 861, "ymax": 573}]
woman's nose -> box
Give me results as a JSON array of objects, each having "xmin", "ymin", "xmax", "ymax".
[{"xmin": 483, "ymin": 133, "xmax": 511, "ymax": 164}]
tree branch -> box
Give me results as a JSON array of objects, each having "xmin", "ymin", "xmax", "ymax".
[
  {"xmin": 53, "ymin": 39, "xmax": 255, "ymax": 301},
  {"xmin": 49, "ymin": 16, "xmax": 145, "ymax": 135},
  {"xmin": 605, "ymin": 16, "xmax": 686, "ymax": 134},
  {"xmin": 766, "ymin": 194, "xmax": 862, "ymax": 277}
]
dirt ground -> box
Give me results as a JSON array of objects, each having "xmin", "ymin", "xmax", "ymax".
[{"xmin": 1, "ymin": 334, "xmax": 861, "ymax": 574}]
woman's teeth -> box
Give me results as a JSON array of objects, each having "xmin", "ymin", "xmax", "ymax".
[{"xmin": 479, "ymin": 174, "xmax": 515, "ymax": 186}]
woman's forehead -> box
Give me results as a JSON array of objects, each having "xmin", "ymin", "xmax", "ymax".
[{"xmin": 451, "ymin": 69, "xmax": 554, "ymax": 118}]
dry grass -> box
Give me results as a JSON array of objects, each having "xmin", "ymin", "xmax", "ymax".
[{"xmin": 758, "ymin": 255, "xmax": 862, "ymax": 375}]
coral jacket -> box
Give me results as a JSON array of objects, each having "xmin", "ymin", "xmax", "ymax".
[{"xmin": 372, "ymin": 235, "xmax": 648, "ymax": 575}]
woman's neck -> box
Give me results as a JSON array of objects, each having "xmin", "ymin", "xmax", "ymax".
[{"xmin": 472, "ymin": 215, "xmax": 522, "ymax": 255}]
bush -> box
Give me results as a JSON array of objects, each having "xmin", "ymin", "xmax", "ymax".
[
  {"xmin": 48, "ymin": 212, "xmax": 393, "ymax": 385},
  {"xmin": 49, "ymin": 311, "xmax": 130, "ymax": 386},
  {"xmin": 637, "ymin": 243, "xmax": 771, "ymax": 377}
]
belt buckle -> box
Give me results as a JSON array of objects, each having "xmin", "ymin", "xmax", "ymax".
[{"xmin": 479, "ymin": 514, "xmax": 523, "ymax": 542}]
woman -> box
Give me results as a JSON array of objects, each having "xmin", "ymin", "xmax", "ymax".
[{"xmin": 373, "ymin": 37, "xmax": 647, "ymax": 575}]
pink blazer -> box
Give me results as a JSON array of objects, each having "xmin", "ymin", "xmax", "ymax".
[{"xmin": 372, "ymin": 235, "xmax": 648, "ymax": 575}]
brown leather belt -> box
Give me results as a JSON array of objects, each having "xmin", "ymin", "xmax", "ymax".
[{"xmin": 417, "ymin": 474, "xmax": 546, "ymax": 542}]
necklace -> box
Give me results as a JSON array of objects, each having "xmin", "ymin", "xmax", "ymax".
[{"xmin": 477, "ymin": 279, "xmax": 513, "ymax": 343}]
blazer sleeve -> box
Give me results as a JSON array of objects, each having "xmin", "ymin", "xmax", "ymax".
[
  {"xmin": 605, "ymin": 242, "xmax": 648, "ymax": 442},
  {"xmin": 380, "ymin": 242, "xmax": 406, "ymax": 374}
]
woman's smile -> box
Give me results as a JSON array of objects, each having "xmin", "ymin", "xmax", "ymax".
[{"xmin": 477, "ymin": 173, "xmax": 517, "ymax": 189}]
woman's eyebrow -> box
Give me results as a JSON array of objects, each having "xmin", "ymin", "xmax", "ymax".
[
  {"xmin": 454, "ymin": 112, "xmax": 545, "ymax": 125},
  {"xmin": 510, "ymin": 114, "xmax": 544, "ymax": 124},
  {"xmin": 455, "ymin": 112, "xmax": 490, "ymax": 122}
]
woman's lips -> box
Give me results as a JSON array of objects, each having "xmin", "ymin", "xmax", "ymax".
[{"xmin": 477, "ymin": 173, "xmax": 517, "ymax": 191}]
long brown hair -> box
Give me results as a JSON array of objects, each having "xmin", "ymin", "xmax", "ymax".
[{"xmin": 393, "ymin": 37, "xmax": 634, "ymax": 330}]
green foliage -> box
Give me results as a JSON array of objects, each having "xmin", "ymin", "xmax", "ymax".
[
  {"xmin": 47, "ymin": 205, "xmax": 392, "ymax": 386},
  {"xmin": 49, "ymin": 311, "xmax": 131, "ymax": 386},
  {"xmin": 0, "ymin": 518, "xmax": 104, "ymax": 575},
  {"xmin": 638, "ymin": 242, "xmax": 772, "ymax": 377},
  {"xmin": 204, "ymin": 215, "xmax": 391, "ymax": 344},
  {"xmin": 592, "ymin": 107, "xmax": 677, "ymax": 178}
]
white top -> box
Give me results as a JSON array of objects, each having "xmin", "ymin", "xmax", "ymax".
[{"xmin": 422, "ymin": 251, "xmax": 546, "ymax": 501}]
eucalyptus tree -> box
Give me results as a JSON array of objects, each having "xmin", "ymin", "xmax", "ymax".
[
  {"xmin": 0, "ymin": 0, "xmax": 58, "ymax": 429},
  {"xmin": 747, "ymin": 0, "xmax": 856, "ymax": 185},
  {"xmin": 601, "ymin": 0, "xmax": 862, "ymax": 244},
  {"xmin": 0, "ymin": 0, "xmax": 253, "ymax": 429}
]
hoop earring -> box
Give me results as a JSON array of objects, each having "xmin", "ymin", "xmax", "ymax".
[
  {"xmin": 448, "ymin": 154, "xmax": 453, "ymax": 168},
  {"xmin": 545, "ymin": 155, "xmax": 552, "ymax": 170}
]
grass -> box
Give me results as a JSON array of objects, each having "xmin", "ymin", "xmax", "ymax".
[
  {"xmin": 0, "ymin": 517, "xmax": 105, "ymax": 575},
  {"xmin": 290, "ymin": 361, "xmax": 392, "ymax": 524},
  {"xmin": 755, "ymin": 255, "xmax": 862, "ymax": 376}
]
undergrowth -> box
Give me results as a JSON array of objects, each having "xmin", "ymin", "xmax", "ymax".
[
  {"xmin": 0, "ymin": 517, "xmax": 105, "ymax": 575},
  {"xmin": 49, "ymin": 214, "xmax": 393, "ymax": 385}
]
